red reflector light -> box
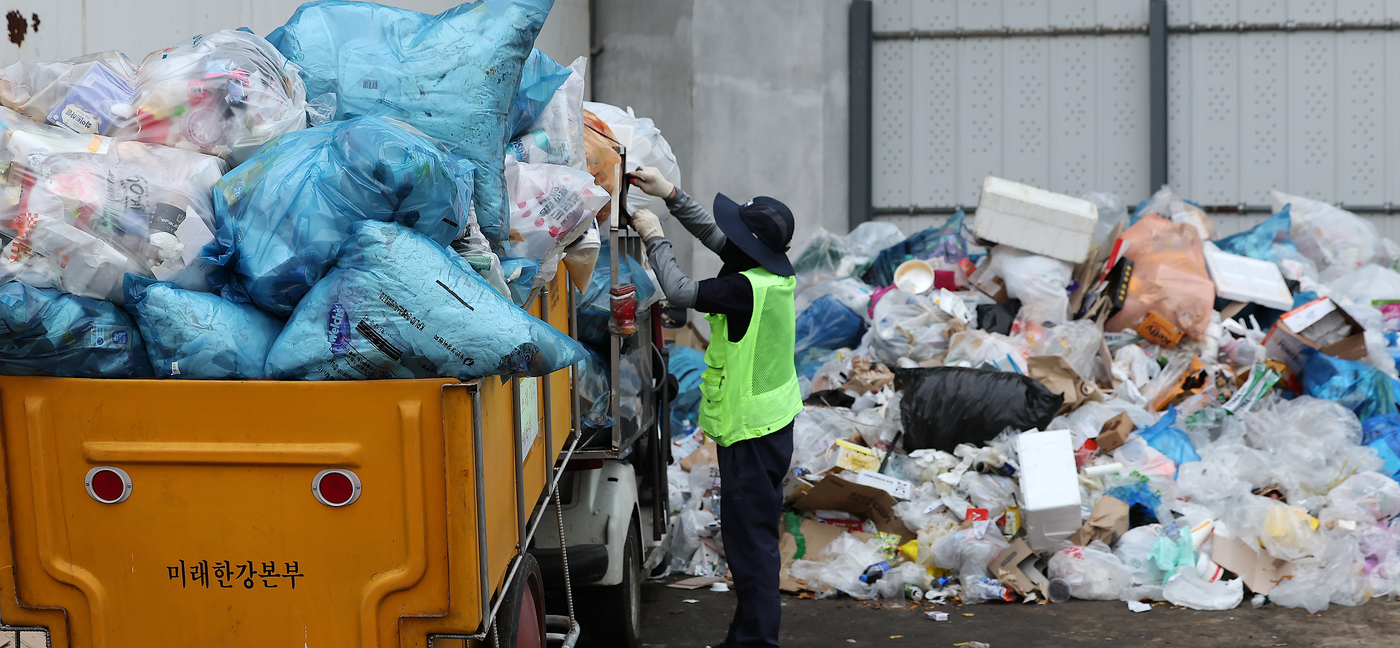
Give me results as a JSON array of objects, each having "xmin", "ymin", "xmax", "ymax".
[
  {"xmin": 85, "ymin": 466, "xmax": 132, "ymax": 504},
  {"xmin": 312, "ymin": 469, "xmax": 361, "ymax": 507}
]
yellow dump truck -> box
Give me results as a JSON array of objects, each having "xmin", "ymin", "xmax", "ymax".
[{"xmin": 0, "ymin": 257, "xmax": 670, "ymax": 648}]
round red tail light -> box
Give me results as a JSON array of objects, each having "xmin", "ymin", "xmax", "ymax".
[
  {"xmin": 85, "ymin": 467, "xmax": 132, "ymax": 504},
  {"xmin": 312, "ymin": 469, "xmax": 361, "ymax": 507}
]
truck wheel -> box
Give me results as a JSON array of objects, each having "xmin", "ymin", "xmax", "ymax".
[
  {"xmin": 577, "ymin": 518, "xmax": 641, "ymax": 648},
  {"xmin": 490, "ymin": 553, "xmax": 547, "ymax": 648}
]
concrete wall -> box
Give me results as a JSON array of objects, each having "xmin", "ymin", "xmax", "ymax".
[
  {"xmin": 592, "ymin": 0, "xmax": 850, "ymax": 279},
  {"xmin": 0, "ymin": 0, "xmax": 589, "ymax": 69}
]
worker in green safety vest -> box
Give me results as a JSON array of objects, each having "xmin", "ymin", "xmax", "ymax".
[{"xmin": 630, "ymin": 166, "xmax": 803, "ymax": 648}]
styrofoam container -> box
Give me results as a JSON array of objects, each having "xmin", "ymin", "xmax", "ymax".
[
  {"xmin": 974, "ymin": 176, "xmax": 1099, "ymax": 263},
  {"xmin": 1203, "ymin": 242, "xmax": 1294, "ymax": 311},
  {"xmin": 1016, "ymin": 429, "xmax": 1083, "ymax": 552}
]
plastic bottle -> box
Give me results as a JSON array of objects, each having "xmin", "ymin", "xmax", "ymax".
[{"xmin": 859, "ymin": 561, "xmax": 892, "ymax": 584}]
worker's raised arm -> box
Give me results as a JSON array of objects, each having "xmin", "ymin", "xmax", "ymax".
[
  {"xmin": 629, "ymin": 166, "xmax": 727, "ymax": 254},
  {"xmin": 630, "ymin": 208, "xmax": 700, "ymax": 308}
]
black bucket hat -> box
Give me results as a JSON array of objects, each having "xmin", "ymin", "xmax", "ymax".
[{"xmin": 713, "ymin": 193, "xmax": 796, "ymax": 277}]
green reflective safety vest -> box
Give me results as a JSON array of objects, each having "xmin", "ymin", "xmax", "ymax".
[{"xmin": 697, "ymin": 268, "xmax": 804, "ymax": 447}]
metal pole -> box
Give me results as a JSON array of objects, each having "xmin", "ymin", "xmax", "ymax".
[
  {"xmin": 1149, "ymin": 0, "xmax": 1169, "ymax": 192},
  {"xmin": 848, "ymin": 0, "xmax": 874, "ymax": 230}
]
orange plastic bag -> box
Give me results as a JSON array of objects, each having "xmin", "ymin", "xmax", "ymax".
[
  {"xmin": 1106, "ymin": 214, "xmax": 1215, "ymax": 340},
  {"xmin": 583, "ymin": 109, "xmax": 622, "ymax": 223}
]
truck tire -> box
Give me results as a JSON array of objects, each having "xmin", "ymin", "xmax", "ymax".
[
  {"xmin": 577, "ymin": 517, "xmax": 641, "ymax": 648},
  {"xmin": 490, "ymin": 553, "xmax": 547, "ymax": 648}
]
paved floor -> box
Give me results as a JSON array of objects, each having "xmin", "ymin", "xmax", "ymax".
[{"xmin": 640, "ymin": 575, "xmax": 1400, "ymax": 648}]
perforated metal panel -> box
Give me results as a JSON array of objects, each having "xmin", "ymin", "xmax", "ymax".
[{"xmin": 871, "ymin": 0, "xmax": 1400, "ymax": 236}]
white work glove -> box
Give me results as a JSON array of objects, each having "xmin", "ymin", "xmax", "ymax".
[
  {"xmin": 629, "ymin": 208, "xmax": 665, "ymax": 240},
  {"xmin": 629, "ymin": 166, "xmax": 674, "ymax": 199}
]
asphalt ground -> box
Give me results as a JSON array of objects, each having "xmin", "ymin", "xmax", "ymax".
[{"xmin": 640, "ymin": 574, "xmax": 1400, "ymax": 648}]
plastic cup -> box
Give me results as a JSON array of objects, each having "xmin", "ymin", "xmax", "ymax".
[
  {"xmin": 893, "ymin": 259, "xmax": 935, "ymax": 294},
  {"xmin": 1048, "ymin": 578, "xmax": 1072, "ymax": 603}
]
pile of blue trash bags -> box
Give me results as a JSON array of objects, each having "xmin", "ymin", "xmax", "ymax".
[{"xmin": 0, "ymin": 0, "xmax": 620, "ymax": 382}]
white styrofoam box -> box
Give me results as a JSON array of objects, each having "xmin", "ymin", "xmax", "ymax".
[
  {"xmin": 1016, "ymin": 429, "xmax": 1083, "ymax": 552},
  {"xmin": 974, "ymin": 176, "xmax": 1099, "ymax": 263},
  {"xmin": 1203, "ymin": 242, "xmax": 1294, "ymax": 311}
]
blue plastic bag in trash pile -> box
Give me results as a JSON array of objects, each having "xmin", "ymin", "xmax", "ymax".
[
  {"xmin": 668, "ymin": 345, "xmax": 705, "ymax": 436},
  {"xmin": 794, "ymin": 294, "xmax": 866, "ymax": 357},
  {"xmin": 1303, "ymin": 353, "xmax": 1400, "ymax": 422},
  {"xmin": 208, "ymin": 116, "xmax": 474, "ymax": 315},
  {"xmin": 0, "ymin": 281, "xmax": 152, "ymax": 377},
  {"xmin": 577, "ymin": 346, "xmax": 615, "ymax": 429},
  {"xmin": 268, "ymin": 0, "xmax": 555, "ymax": 244},
  {"xmin": 575, "ymin": 238, "xmax": 657, "ymax": 349},
  {"xmin": 265, "ymin": 221, "xmax": 585, "ymax": 380},
  {"xmin": 1137, "ymin": 406, "xmax": 1201, "ymax": 478},
  {"xmin": 510, "ymin": 49, "xmax": 571, "ymax": 139},
  {"xmin": 863, "ymin": 211, "xmax": 968, "ymax": 287},
  {"xmin": 1362, "ymin": 414, "xmax": 1400, "ymax": 480},
  {"xmin": 124, "ymin": 276, "xmax": 283, "ymax": 379}
]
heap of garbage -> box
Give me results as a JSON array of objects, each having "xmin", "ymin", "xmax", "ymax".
[
  {"xmin": 662, "ymin": 176, "xmax": 1400, "ymax": 614},
  {"xmin": 0, "ymin": 0, "xmax": 684, "ymax": 384}
]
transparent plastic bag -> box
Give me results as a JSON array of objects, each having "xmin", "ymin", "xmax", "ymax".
[
  {"xmin": 0, "ymin": 51, "xmax": 139, "ymax": 135},
  {"xmin": 265, "ymin": 221, "xmax": 586, "ymax": 380},
  {"xmin": 119, "ymin": 30, "xmax": 308, "ymax": 165},
  {"xmin": 0, "ymin": 106, "xmax": 227, "ymax": 302},
  {"xmin": 987, "ymin": 244, "xmax": 1072, "ymax": 306},
  {"xmin": 959, "ymin": 471, "xmax": 1019, "ymax": 521},
  {"xmin": 507, "ymin": 57, "xmax": 587, "ymax": 171},
  {"xmin": 796, "ymin": 277, "xmax": 874, "ymax": 322},
  {"xmin": 1106, "ymin": 214, "xmax": 1216, "ymax": 340},
  {"xmin": 209, "ymin": 116, "xmax": 473, "ymax": 314},
  {"xmin": 1274, "ymin": 190, "xmax": 1381, "ymax": 273},
  {"xmin": 1048, "ymin": 541, "xmax": 1133, "ymax": 601},
  {"xmin": 945, "ymin": 329, "xmax": 1030, "ymax": 373},
  {"xmin": 1082, "ymin": 191, "xmax": 1127, "ymax": 259},
  {"xmin": 1115, "ymin": 524, "xmax": 1168, "ymax": 586},
  {"xmin": 1268, "ymin": 529, "xmax": 1365, "ymax": 613},
  {"xmin": 792, "ymin": 227, "xmax": 850, "ymax": 289},
  {"xmin": 843, "ymin": 220, "xmax": 905, "ymax": 258},
  {"xmin": 0, "ymin": 280, "xmax": 151, "ymax": 377},
  {"xmin": 269, "ymin": 0, "xmax": 553, "ymax": 242},
  {"xmin": 583, "ymin": 101, "xmax": 681, "ymax": 219},
  {"xmin": 1138, "ymin": 185, "xmax": 1217, "ymax": 241},
  {"xmin": 502, "ymin": 159, "xmax": 608, "ymax": 287},
  {"xmin": 1162, "ymin": 570, "xmax": 1242, "ymax": 610},
  {"xmin": 930, "ymin": 528, "xmax": 1010, "ymax": 604},
  {"xmin": 1320, "ymin": 471, "xmax": 1400, "ymax": 526},
  {"xmin": 1329, "ymin": 264, "xmax": 1400, "ymax": 308},
  {"xmin": 575, "ymin": 346, "xmax": 614, "ymax": 429},
  {"xmin": 866, "ymin": 289, "xmax": 950, "ymax": 366},
  {"xmin": 123, "ymin": 275, "xmax": 281, "ymax": 379},
  {"xmin": 1031, "ymin": 320, "xmax": 1104, "ymax": 381}
]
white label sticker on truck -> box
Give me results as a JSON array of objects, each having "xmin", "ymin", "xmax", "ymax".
[{"xmin": 520, "ymin": 377, "xmax": 540, "ymax": 459}]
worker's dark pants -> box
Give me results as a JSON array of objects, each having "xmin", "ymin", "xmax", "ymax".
[{"xmin": 717, "ymin": 421, "xmax": 794, "ymax": 648}]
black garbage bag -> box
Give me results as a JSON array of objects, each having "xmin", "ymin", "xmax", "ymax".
[
  {"xmin": 896, "ymin": 367, "xmax": 1062, "ymax": 452},
  {"xmin": 976, "ymin": 299, "xmax": 1022, "ymax": 335}
]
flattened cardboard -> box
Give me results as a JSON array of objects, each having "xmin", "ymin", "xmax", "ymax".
[
  {"xmin": 1211, "ymin": 535, "xmax": 1296, "ymax": 596},
  {"xmin": 1067, "ymin": 495, "xmax": 1129, "ymax": 546},
  {"xmin": 1263, "ymin": 297, "xmax": 1367, "ymax": 377},
  {"xmin": 667, "ymin": 576, "xmax": 725, "ymax": 590},
  {"xmin": 779, "ymin": 517, "xmax": 873, "ymax": 593},
  {"xmin": 681, "ymin": 441, "xmax": 718, "ymax": 472},
  {"xmin": 993, "ymin": 537, "xmax": 1049, "ymax": 598},
  {"xmin": 792, "ymin": 475, "xmax": 914, "ymax": 541},
  {"xmin": 1096, "ymin": 412, "xmax": 1134, "ymax": 452}
]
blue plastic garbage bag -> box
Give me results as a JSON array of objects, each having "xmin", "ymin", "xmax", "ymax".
[
  {"xmin": 1216, "ymin": 205, "xmax": 1297, "ymax": 262},
  {"xmin": 500, "ymin": 257, "xmax": 541, "ymax": 306},
  {"xmin": 1303, "ymin": 353, "xmax": 1400, "ymax": 422},
  {"xmin": 1138, "ymin": 407, "xmax": 1200, "ymax": 478},
  {"xmin": 797, "ymin": 347, "xmax": 835, "ymax": 380},
  {"xmin": 509, "ymin": 49, "xmax": 570, "ymax": 139},
  {"xmin": 209, "ymin": 116, "xmax": 474, "ymax": 314},
  {"xmin": 123, "ymin": 275, "xmax": 282, "ymax": 379},
  {"xmin": 795, "ymin": 294, "xmax": 865, "ymax": 357},
  {"xmin": 1363, "ymin": 414, "xmax": 1400, "ymax": 480},
  {"xmin": 265, "ymin": 221, "xmax": 586, "ymax": 380},
  {"xmin": 575, "ymin": 238, "xmax": 657, "ymax": 348},
  {"xmin": 863, "ymin": 211, "xmax": 968, "ymax": 287},
  {"xmin": 668, "ymin": 345, "xmax": 705, "ymax": 436},
  {"xmin": 0, "ymin": 281, "xmax": 151, "ymax": 377},
  {"xmin": 1105, "ymin": 482, "xmax": 1161, "ymax": 523},
  {"xmin": 268, "ymin": 0, "xmax": 554, "ymax": 243}
]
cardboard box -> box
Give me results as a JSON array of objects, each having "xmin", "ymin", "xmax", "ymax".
[
  {"xmin": 833, "ymin": 440, "xmax": 882, "ymax": 473},
  {"xmin": 974, "ymin": 176, "xmax": 1099, "ymax": 263},
  {"xmin": 850, "ymin": 469, "xmax": 914, "ymax": 500},
  {"xmin": 779, "ymin": 517, "xmax": 873, "ymax": 593},
  {"xmin": 792, "ymin": 475, "xmax": 914, "ymax": 541},
  {"xmin": 680, "ymin": 440, "xmax": 718, "ymax": 472},
  {"xmin": 968, "ymin": 257, "xmax": 1011, "ymax": 304},
  {"xmin": 1211, "ymin": 535, "xmax": 1296, "ymax": 595},
  {"xmin": 1067, "ymin": 495, "xmax": 1129, "ymax": 546},
  {"xmin": 1096, "ymin": 412, "xmax": 1134, "ymax": 452},
  {"xmin": 1263, "ymin": 297, "xmax": 1367, "ymax": 376},
  {"xmin": 1016, "ymin": 429, "xmax": 1083, "ymax": 551},
  {"xmin": 1203, "ymin": 243, "xmax": 1294, "ymax": 311},
  {"xmin": 1137, "ymin": 310, "xmax": 1184, "ymax": 348},
  {"xmin": 993, "ymin": 537, "xmax": 1050, "ymax": 599}
]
